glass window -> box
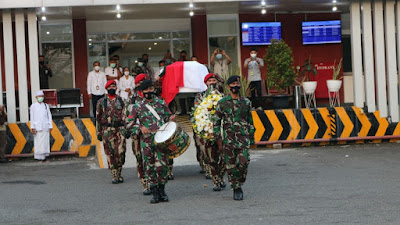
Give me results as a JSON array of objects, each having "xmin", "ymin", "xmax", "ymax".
[
  {"xmin": 107, "ymin": 32, "xmax": 170, "ymax": 41},
  {"xmin": 172, "ymin": 31, "xmax": 190, "ymax": 39},
  {"xmin": 209, "ymin": 36, "xmax": 238, "ymax": 74},
  {"xmin": 173, "ymin": 40, "xmax": 191, "ymax": 59},
  {"xmin": 88, "ymin": 33, "xmax": 106, "ymax": 42},
  {"xmin": 40, "ymin": 24, "xmax": 72, "ymax": 42},
  {"xmin": 88, "ymin": 43, "xmax": 107, "ymax": 72},
  {"xmin": 208, "ymin": 20, "xmax": 237, "ymax": 36},
  {"xmin": 42, "ymin": 43, "xmax": 73, "ymax": 89}
]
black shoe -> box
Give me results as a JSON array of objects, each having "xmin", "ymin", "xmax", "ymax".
[
  {"xmin": 143, "ymin": 188, "xmax": 151, "ymax": 195},
  {"xmin": 233, "ymin": 188, "xmax": 243, "ymax": 201},
  {"xmin": 158, "ymin": 184, "xmax": 169, "ymax": 202},
  {"xmin": 205, "ymin": 175, "xmax": 211, "ymax": 180},
  {"xmin": 213, "ymin": 185, "xmax": 221, "ymax": 191},
  {"xmin": 199, "ymin": 169, "xmax": 206, "ymax": 174},
  {"xmin": 118, "ymin": 176, "xmax": 124, "ymax": 183},
  {"xmin": 167, "ymin": 175, "xmax": 174, "ymax": 180},
  {"xmin": 150, "ymin": 186, "xmax": 160, "ymax": 204},
  {"xmin": 220, "ymin": 181, "xmax": 226, "ymax": 189},
  {"xmin": 112, "ymin": 179, "xmax": 119, "ymax": 184}
]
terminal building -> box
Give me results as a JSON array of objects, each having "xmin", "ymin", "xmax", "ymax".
[{"xmin": 0, "ymin": 0, "xmax": 398, "ymax": 124}]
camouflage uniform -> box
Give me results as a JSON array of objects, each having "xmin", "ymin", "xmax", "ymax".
[
  {"xmin": 96, "ymin": 95, "xmax": 127, "ymax": 180},
  {"xmin": 213, "ymin": 95, "xmax": 255, "ymax": 190},
  {"xmin": 126, "ymin": 91, "xmax": 148, "ymax": 190},
  {"xmin": 194, "ymin": 89, "xmax": 226, "ymax": 187},
  {"xmin": 128, "ymin": 96, "xmax": 172, "ymax": 187}
]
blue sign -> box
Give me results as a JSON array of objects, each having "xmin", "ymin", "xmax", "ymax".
[
  {"xmin": 302, "ymin": 20, "xmax": 342, "ymax": 45},
  {"xmin": 242, "ymin": 22, "xmax": 282, "ymax": 46}
]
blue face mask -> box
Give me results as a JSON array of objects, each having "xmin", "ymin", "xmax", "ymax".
[
  {"xmin": 216, "ymin": 54, "xmax": 223, "ymax": 59},
  {"xmin": 138, "ymin": 62, "xmax": 144, "ymax": 67},
  {"xmin": 37, "ymin": 97, "xmax": 44, "ymax": 103},
  {"xmin": 110, "ymin": 63, "xmax": 116, "ymax": 68}
]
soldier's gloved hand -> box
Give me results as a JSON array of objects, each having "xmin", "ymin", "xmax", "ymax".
[{"xmin": 97, "ymin": 135, "xmax": 103, "ymax": 142}]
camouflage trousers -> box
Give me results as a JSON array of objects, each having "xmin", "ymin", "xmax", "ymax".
[
  {"xmin": 103, "ymin": 130, "xmax": 126, "ymax": 179},
  {"xmin": 200, "ymin": 137, "xmax": 226, "ymax": 186},
  {"xmin": 194, "ymin": 134, "xmax": 207, "ymax": 171},
  {"xmin": 132, "ymin": 135, "xmax": 148, "ymax": 190},
  {"xmin": 167, "ymin": 158, "xmax": 174, "ymax": 176},
  {"xmin": 141, "ymin": 135, "xmax": 168, "ymax": 187},
  {"xmin": 222, "ymin": 146, "xmax": 250, "ymax": 190}
]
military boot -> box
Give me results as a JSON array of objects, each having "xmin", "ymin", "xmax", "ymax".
[
  {"xmin": 233, "ymin": 188, "xmax": 243, "ymax": 201},
  {"xmin": 142, "ymin": 179, "xmax": 151, "ymax": 195},
  {"xmin": 220, "ymin": 180, "xmax": 226, "ymax": 189},
  {"xmin": 158, "ymin": 184, "xmax": 169, "ymax": 202},
  {"xmin": 111, "ymin": 169, "xmax": 119, "ymax": 184},
  {"xmin": 150, "ymin": 186, "xmax": 160, "ymax": 204},
  {"xmin": 117, "ymin": 167, "xmax": 124, "ymax": 183}
]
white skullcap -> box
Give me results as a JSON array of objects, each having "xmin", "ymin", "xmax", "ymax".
[{"xmin": 35, "ymin": 90, "xmax": 44, "ymax": 96}]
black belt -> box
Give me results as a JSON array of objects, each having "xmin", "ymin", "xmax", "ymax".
[{"xmin": 104, "ymin": 123, "xmax": 124, "ymax": 128}]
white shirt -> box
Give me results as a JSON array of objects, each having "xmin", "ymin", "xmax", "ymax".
[
  {"xmin": 30, "ymin": 102, "xmax": 53, "ymax": 131},
  {"xmin": 87, "ymin": 70, "xmax": 107, "ymax": 96},
  {"xmin": 118, "ymin": 75, "xmax": 135, "ymax": 100},
  {"xmin": 104, "ymin": 66, "xmax": 122, "ymax": 89},
  {"xmin": 244, "ymin": 57, "xmax": 264, "ymax": 82},
  {"xmin": 213, "ymin": 59, "xmax": 229, "ymax": 77}
]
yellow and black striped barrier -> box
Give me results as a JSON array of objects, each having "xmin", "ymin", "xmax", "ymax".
[
  {"xmin": 6, "ymin": 118, "xmax": 99, "ymax": 157},
  {"xmin": 252, "ymin": 106, "xmax": 400, "ymax": 146}
]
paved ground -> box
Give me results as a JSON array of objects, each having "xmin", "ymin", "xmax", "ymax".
[{"xmin": 2, "ymin": 143, "xmax": 400, "ymax": 225}]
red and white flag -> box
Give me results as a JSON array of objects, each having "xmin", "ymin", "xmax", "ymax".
[{"xmin": 161, "ymin": 61, "xmax": 208, "ymax": 104}]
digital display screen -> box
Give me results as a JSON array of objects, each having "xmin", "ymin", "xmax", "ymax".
[
  {"xmin": 242, "ymin": 22, "xmax": 282, "ymax": 46},
  {"xmin": 302, "ymin": 20, "xmax": 341, "ymax": 45}
]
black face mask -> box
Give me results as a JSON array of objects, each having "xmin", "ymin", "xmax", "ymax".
[
  {"xmin": 143, "ymin": 59, "xmax": 148, "ymax": 63},
  {"xmin": 39, "ymin": 61, "xmax": 45, "ymax": 65},
  {"xmin": 208, "ymin": 83, "xmax": 217, "ymax": 89},
  {"xmin": 230, "ymin": 86, "xmax": 241, "ymax": 94},
  {"xmin": 144, "ymin": 92, "xmax": 154, "ymax": 100},
  {"xmin": 108, "ymin": 88, "xmax": 117, "ymax": 96}
]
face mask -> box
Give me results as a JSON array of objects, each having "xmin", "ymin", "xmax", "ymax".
[
  {"xmin": 124, "ymin": 71, "xmax": 130, "ymax": 76},
  {"xmin": 230, "ymin": 86, "xmax": 241, "ymax": 94},
  {"xmin": 216, "ymin": 54, "xmax": 223, "ymax": 59},
  {"xmin": 110, "ymin": 63, "xmax": 116, "ymax": 68},
  {"xmin": 143, "ymin": 59, "xmax": 148, "ymax": 63},
  {"xmin": 165, "ymin": 59, "xmax": 172, "ymax": 64},
  {"xmin": 39, "ymin": 61, "xmax": 44, "ymax": 65},
  {"xmin": 208, "ymin": 83, "xmax": 217, "ymax": 89},
  {"xmin": 94, "ymin": 66, "xmax": 100, "ymax": 71},
  {"xmin": 37, "ymin": 97, "xmax": 44, "ymax": 103},
  {"xmin": 144, "ymin": 92, "xmax": 154, "ymax": 100},
  {"xmin": 251, "ymin": 53, "xmax": 257, "ymax": 58},
  {"xmin": 138, "ymin": 62, "xmax": 144, "ymax": 67},
  {"xmin": 108, "ymin": 88, "xmax": 116, "ymax": 96}
]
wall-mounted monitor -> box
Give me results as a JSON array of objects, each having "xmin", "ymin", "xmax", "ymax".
[
  {"xmin": 242, "ymin": 22, "xmax": 282, "ymax": 46},
  {"xmin": 302, "ymin": 20, "xmax": 341, "ymax": 45}
]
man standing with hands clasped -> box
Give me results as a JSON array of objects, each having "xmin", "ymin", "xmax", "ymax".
[
  {"xmin": 30, "ymin": 91, "xmax": 53, "ymax": 162},
  {"xmin": 213, "ymin": 75, "xmax": 255, "ymax": 200},
  {"xmin": 244, "ymin": 48, "xmax": 264, "ymax": 110},
  {"xmin": 87, "ymin": 61, "xmax": 107, "ymax": 117}
]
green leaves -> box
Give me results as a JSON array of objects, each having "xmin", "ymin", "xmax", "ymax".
[
  {"xmin": 264, "ymin": 39, "xmax": 296, "ymax": 91},
  {"xmin": 332, "ymin": 58, "xmax": 343, "ymax": 80}
]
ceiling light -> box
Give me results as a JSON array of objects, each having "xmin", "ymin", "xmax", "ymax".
[
  {"xmin": 116, "ymin": 13, "xmax": 121, "ymax": 18},
  {"xmin": 46, "ymin": 31, "xmax": 50, "ymax": 34},
  {"xmin": 89, "ymin": 43, "xmax": 92, "ymax": 46},
  {"xmin": 332, "ymin": 0, "xmax": 337, "ymax": 3},
  {"xmin": 261, "ymin": 8, "xmax": 267, "ymax": 14},
  {"xmin": 189, "ymin": 11, "xmax": 194, "ymax": 16},
  {"xmin": 332, "ymin": 6, "xmax": 337, "ymax": 11},
  {"xmin": 116, "ymin": 4, "xmax": 121, "ymax": 10},
  {"xmin": 41, "ymin": 15, "xmax": 47, "ymax": 21},
  {"xmin": 189, "ymin": 3, "xmax": 194, "ymax": 8},
  {"xmin": 148, "ymin": 47, "xmax": 152, "ymax": 50},
  {"xmin": 41, "ymin": 7, "xmax": 46, "ymax": 12},
  {"xmin": 159, "ymin": 36, "xmax": 163, "ymax": 39},
  {"xmin": 154, "ymin": 43, "xmax": 158, "ymax": 45},
  {"xmin": 261, "ymin": 1, "xmax": 266, "ymax": 6},
  {"xmin": 88, "ymin": 38, "xmax": 92, "ymax": 41}
]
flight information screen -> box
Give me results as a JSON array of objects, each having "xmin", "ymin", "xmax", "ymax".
[
  {"xmin": 242, "ymin": 22, "xmax": 282, "ymax": 46},
  {"xmin": 302, "ymin": 20, "xmax": 341, "ymax": 45}
]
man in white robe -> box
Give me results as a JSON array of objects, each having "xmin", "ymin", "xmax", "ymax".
[
  {"xmin": 30, "ymin": 90, "xmax": 53, "ymax": 161},
  {"xmin": 118, "ymin": 68, "xmax": 135, "ymax": 101}
]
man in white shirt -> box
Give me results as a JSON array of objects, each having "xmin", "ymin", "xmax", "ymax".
[
  {"xmin": 211, "ymin": 49, "xmax": 231, "ymax": 78},
  {"xmin": 30, "ymin": 91, "xmax": 53, "ymax": 161},
  {"xmin": 105, "ymin": 59, "xmax": 122, "ymax": 81},
  {"xmin": 87, "ymin": 61, "xmax": 107, "ymax": 117},
  {"xmin": 244, "ymin": 48, "xmax": 264, "ymax": 109}
]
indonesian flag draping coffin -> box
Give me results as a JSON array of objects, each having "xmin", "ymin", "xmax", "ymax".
[{"xmin": 161, "ymin": 61, "xmax": 208, "ymax": 104}]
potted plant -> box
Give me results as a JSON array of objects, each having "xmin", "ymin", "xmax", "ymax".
[
  {"xmin": 327, "ymin": 58, "xmax": 343, "ymax": 92},
  {"xmin": 264, "ymin": 39, "xmax": 296, "ymax": 108},
  {"xmin": 296, "ymin": 56, "xmax": 318, "ymax": 95}
]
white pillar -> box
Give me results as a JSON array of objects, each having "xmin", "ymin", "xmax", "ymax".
[
  {"xmin": 350, "ymin": 2, "xmax": 364, "ymax": 108},
  {"xmin": 0, "ymin": 33, "xmax": 2, "ymax": 106},
  {"xmin": 373, "ymin": 1, "xmax": 388, "ymax": 117},
  {"xmin": 15, "ymin": 10, "xmax": 29, "ymax": 123},
  {"xmin": 27, "ymin": 9, "xmax": 40, "ymax": 104},
  {"xmin": 2, "ymin": 10, "xmax": 16, "ymax": 123},
  {"xmin": 385, "ymin": 1, "xmax": 399, "ymax": 122},
  {"xmin": 361, "ymin": 1, "xmax": 376, "ymax": 112}
]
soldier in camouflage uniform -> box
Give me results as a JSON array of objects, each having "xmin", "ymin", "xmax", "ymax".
[
  {"xmin": 194, "ymin": 73, "xmax": 226, "ymax": 191},
  {"xmin": 213, "ymin": 75, "xmax": 255, "ymax": 200},
  {"xmin": 96, "ymin": 80, "xmax": 128, "ymax": 184},
  {"xmin": 125, "ymin": 74, "xmax": 151, "ymax": 195},
  {"xmin": 127, "ymin": 80, "xmax": 175, "ymax": 204}
]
